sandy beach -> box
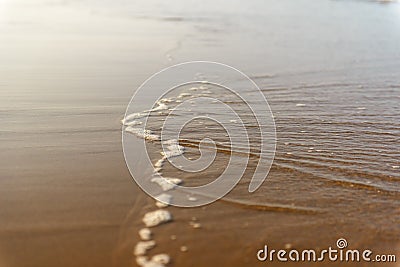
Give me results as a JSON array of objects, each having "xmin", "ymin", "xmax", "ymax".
[{"xmin": 0, "ymin": 0, "xmax": 399, "ymax": 266}]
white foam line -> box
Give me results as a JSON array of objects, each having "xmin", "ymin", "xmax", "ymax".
[
  {"xmin": 147, "ymin": 103, "xmax": 169, "ymax": 112},
  {"xmin": 122, "ymin": 103, "xmax": 169, "ymax": 125},
  {"xmin": 124, "ymin": 112, "xmax": 148, "ymax": 120},
  {"xmin": 158, "ymin": 97, "xmax": 176, "ymax": 103},
  {"xmin": 136, "ymin": 137, "xmax": 186, "ymax": 264},
  {"xmin": 122, "ymin": 112, "xmax": 150, "ymax": 125},
  {"xmin": 126, "ymin": 100, "xmax": 195, "ymax": 266}
]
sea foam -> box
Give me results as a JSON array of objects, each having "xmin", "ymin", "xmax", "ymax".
[
  {"xmin": 148, "ymin": 103, "xmax": 168, "ymax": 112},
  {"xmin": 136, "ymin": 255, "xmax": 170, "ymax": 267},
  {"xmin": 155, "ymin": 193, "xmax": 172, "ymax": 208},
  {"xmin": 125, "ymin": 127, "xmax": 160, "ymax": 141},
  {"xmin": 151, "ymin": 254, "xmax": 170, "ymax": 265},
  {"xmin": 151, "ymin": 177, "xmax": 182, "ymax": 191},
  {"xmin": 161, "ymin": 142, "xmax": 185, "ymax": 159},
  {"xmin": 122, "ymin": 112, "xmax": 149, "ymax": 125},
  {"xmin": 138, "ymin": 228, "xmax": 152, "ymax": 241},
  {"xmin": 134, "ymin": 240, "xmax": 156, "ymax": 256},
  {"xmin": 124, "ymin": 120, "xmax": 143, "ymax": 126},
  {"xmin": 142, "ymin": 209, "xmax": 172, "ymax": 227}
]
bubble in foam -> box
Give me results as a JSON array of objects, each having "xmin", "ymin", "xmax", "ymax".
[
  {"xmin": 142, "ymin": 209, "xmax": 172, "ymax": 227},
  {"xmin": 187, "ymin": 196, "xmax": 197, "ymax": 202},
  {"xmin": 151, "ymin": 254, "xmax": 170, "ymax": 265},
  {"xmin": 138, "ymin": 228, "xmax": 152, "ymax": 241},
  {"xmin": 134, "ymin": 240, "xmax": 156, "ymax": 256},
  {"xmin": 189, "ymin": 221, "xmax": 201, "ymax": 229},
  {"xmin": 136, "ymin": 256, "xmax": 149, "ymax": 266},
  {"xmin": 138, "ymin": 259, "xmax": 166, "ymax": 267}
]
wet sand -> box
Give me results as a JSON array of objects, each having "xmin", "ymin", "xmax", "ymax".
[
  {"xmin": 0, "ymin": 122, "xmax": 135, "ymax": 267},
  {"xmin": 0, "ymin": 87, "xmax": 399, "ymax": 267},
  {"xmin": 1, "ymin": 0, "xmax": 399, "ymax": 266}
]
